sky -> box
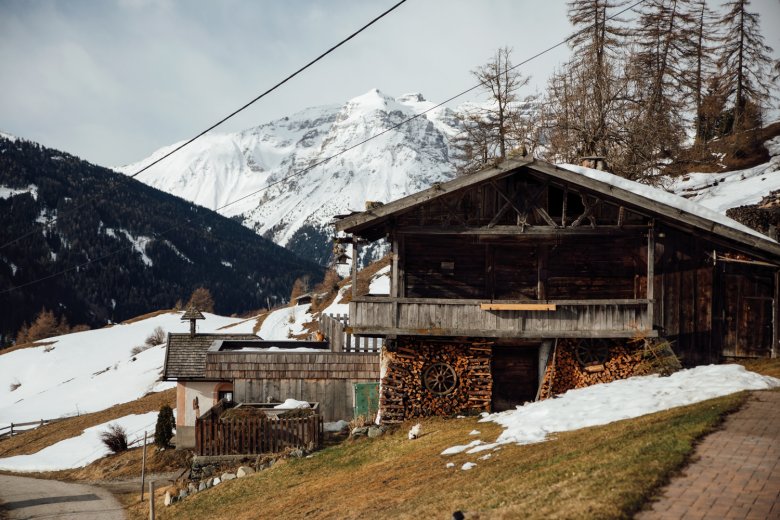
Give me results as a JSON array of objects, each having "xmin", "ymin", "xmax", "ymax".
[{"xmin": 1, "ymin": 0, "xmax": 779, "ymax": 167}]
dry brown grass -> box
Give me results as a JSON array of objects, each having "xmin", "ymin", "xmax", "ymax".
[
  {"xmin": 133, "ymin": 393, "xmax": 744, "ymax": 520},
  {"xmin": 121, "ymin": 309, "xmax": 177, "ymax": 325},
  {"xmin": 0, "ymin": 389, "xmax": 175, "ymax": 459},
  {"xmin": 739, "ymin": 357, "xmax": 780, "ymax": 379},
  {"xmin": 0, "ymin": 340, "xmax": 57, "ymax": 356}
]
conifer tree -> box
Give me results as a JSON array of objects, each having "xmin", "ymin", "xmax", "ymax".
[{"xmin": 716, "ymin": 0, "xmax": 774, "ymax": 132}]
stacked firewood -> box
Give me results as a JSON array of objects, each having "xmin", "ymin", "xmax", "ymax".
[
  {"xmin": 380, "ymin": 339, "xmax": 492, "ymax": 423},
  {"xmin": 538, "ymin": 338, "xmax": 645, "ymax": 399}
]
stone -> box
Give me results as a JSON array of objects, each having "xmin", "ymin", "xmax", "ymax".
[
  {"xmin": 351, "ymin": 426, "xmax": 369, "ymax": 437},
  {"xmin": 237, "ymin": 466, "xmax": 255, "ymax": 478},
  {"xmin": 221, "ymin": 472, "xmax": 236, "ymax": 482},
  {"xmin": 212, "ymin": 477, "xmax": 221, "ymax": 486},
  {"xmin": 198, "ymin": 481, "xmax": 207, "ymax": 492},
  {"xmin": 187, "ymin": 483, "xmax": 197, "ymax": 494},
  {"xmin": 164, "ymin": 491, "xmax": 173, "ymax": 506},
  {"xmin": 367, "ymin": 426, "xmax": 383, "ymax": 438},
  {"xmin": 202, "ymin": 464, "xmax": 215, "ymax": 477},
  {"xmin": 290, "ymin": 448, "xmax": 304, "ymax": 458},
  {"xmin": 178, "ymin": 489, "xmax": 188, "ymax": 499}
]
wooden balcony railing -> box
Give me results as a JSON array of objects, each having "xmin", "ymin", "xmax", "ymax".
[{"xmin": 349, "ymin": 297, "xmax": 654, "ymax": 339}]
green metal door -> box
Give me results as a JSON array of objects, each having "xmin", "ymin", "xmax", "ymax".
[{"xmin": 353, "ymin": 382, "xmax": 379, "ymax": 418}]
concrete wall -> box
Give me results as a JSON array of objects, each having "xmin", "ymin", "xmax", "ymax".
[{"xmin": 175, "ymin": 381, "xmax": 232, "ymax": 449}]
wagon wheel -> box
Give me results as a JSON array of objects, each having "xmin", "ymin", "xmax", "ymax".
[
  {"xmin": 574, "ymin": 339, "xmax": 611, "ymax": 367},
  {"xmin": 423, "ymin": 362, "xmax": 458, "ymax": 395}
]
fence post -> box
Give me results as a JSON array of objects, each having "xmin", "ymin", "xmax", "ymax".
[
  {"xmin": 149, "ymin": 480, "xmax": 155, "ymax": 520},
  {"xmin": 140, "ymin": 431, "xmax": 148, "ymax": 502}
]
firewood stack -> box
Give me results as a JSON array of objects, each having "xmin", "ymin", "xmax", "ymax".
[
  {"xmin": 380, "ymin": 339, "xmax": 492, "ymax": 423},
  {"xmin": 538, "ymin": 338, "xmax": 646, "ymax": 399}
]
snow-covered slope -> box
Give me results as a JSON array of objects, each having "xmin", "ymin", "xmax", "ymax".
[
  {"xmin": 116, "ymin": 90, "xmax": 459, "ymax": 254},
  {"xmin": 0, "ymin": 311, "xmax": 257, "ymax": 428},
  {"xmin": 666, "ymin": 135, "xmax": 780, "ymax": 213}
]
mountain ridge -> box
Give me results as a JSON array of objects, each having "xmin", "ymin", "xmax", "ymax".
[
  {"xmin": 115, "ymin": 89, "xmax": 461, "ymax": 264},
  {"xmin": 0, "ymin": 135, "xmax": 323, "ymax": 345}
]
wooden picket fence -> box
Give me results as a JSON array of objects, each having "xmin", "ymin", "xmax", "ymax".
[
  {"xmin": 195, "ymin": 402, "xmax": 323, "ymax": 456},
  {"xmin": 320, "ymin": 313, "xmax": 382, "ymax": 353}
]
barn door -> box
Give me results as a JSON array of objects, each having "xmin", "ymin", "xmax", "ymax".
[
  {"xmin": 491, "ymin": 347, "xmax": 538, "ymax": 411},
  {"xmin": 718, "ymin": 263, "xmax": 775, "ymax": 358}
]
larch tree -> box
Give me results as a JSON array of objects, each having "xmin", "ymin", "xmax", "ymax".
[
  {"xmin": 716, "ymin": 0, "xmax": 774, "ymax": 133},
  {"xmin": 452, "ymin": 47, "xmax": 534, "ymax": 175},
  {"xmin": 187, "ymin": 287, "xmax": 215, "ymax": 313}
]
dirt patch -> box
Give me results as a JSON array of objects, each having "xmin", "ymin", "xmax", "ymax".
[{"xmin": 121, "ymin": 310, "xmax": 177, "ymax": 325}]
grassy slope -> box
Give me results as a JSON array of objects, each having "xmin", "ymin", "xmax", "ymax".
[{"xmin": 133, "ymin": 393, "xmax": 745, "ymax": 520}]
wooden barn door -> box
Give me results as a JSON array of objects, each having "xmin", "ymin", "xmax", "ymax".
[
  {"xmin": 717, "ymin": 263, "xmax": 776, "ymax": 358},
  {"xmin": 491, "ymin": 347, "xmax": 539, "ymax": 412}
]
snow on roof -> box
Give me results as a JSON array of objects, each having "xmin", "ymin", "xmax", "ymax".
[{"xmin": 558, "ymin": 164, "xmax": 775, "ymax": 243}]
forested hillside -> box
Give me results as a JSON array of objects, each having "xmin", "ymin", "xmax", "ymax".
[{"xmin": 0, "ymin": 135, "xmax": 324, "ymax": 346}]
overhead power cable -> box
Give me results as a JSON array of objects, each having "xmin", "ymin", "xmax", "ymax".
[
  {"xmin": 0, "ymin": 0, "xmax": 407, "ymax": 251},
  {"xmin": 0, "ymin": 0, "xmax": 646, "ymax": 296}
]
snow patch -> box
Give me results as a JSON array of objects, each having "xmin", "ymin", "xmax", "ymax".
[
  {"xmin": 273, "ymin": 398, "xmax": 311, "ymax": 409},
  {"xmin": 0, "ymin": 184, "xmax": 38, "ymax": 200},
  {"xmin": 440, "ymin": 365, "xmax": 779, "ymax": 457}
]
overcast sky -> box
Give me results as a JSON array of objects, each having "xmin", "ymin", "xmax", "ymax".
[{"xmin": 1, "ymin": 0, "xmax": 778, "ymax": 167}]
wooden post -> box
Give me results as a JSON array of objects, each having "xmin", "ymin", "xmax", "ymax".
[
  {"xmin": 351, "ymin": 241, "xmax": 359, "ymax": 300},
  {"xmin": 647, "ymin": 226, "xmax": 655, "ymax": 331},
  {"xmin": 773, "ymin": 270, "xmax": 779, "ymax": 359},
  {"xmin": 140, "ymin": 431, "xmax": 148, "ymax": 502},
  {"xmin": 149, "ymin": 480, "xmax": 155, "ymax": 520}
]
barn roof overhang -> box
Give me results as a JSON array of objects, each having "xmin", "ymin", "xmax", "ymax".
[{"xmin": 334, "ymin": 158, "xmax": 780, "ymax": 262}]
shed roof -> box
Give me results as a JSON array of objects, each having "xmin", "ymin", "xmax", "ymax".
[
  {"xmin": 163, "ymin": 333, "xmax": 260, "ymax": 380},
  {"xmin": 334, "ymin": 158, "xmax": 780, "ymax": 260}
]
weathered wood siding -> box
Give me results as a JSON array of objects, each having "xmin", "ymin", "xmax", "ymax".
[
  {"xmin": 204, "ymin": 352, "xmax": 380, "ymax": 421},
  {"xmin": 350, "ymin": 298, "xmax": 652, "ymax": 338}
]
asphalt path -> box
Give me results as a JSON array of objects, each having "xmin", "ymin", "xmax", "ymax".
[{"xmin": 0, "ymin": 474, "xmax": 125, "ymax": 520}]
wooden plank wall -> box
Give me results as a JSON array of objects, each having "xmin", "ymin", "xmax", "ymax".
[
  {"xmin": 204, "ymin": 352, "xmax": 380, "ymax": 421},
  {"xmin": 233, "ymin": 378, "xmax": 363, "ymax": 422}
]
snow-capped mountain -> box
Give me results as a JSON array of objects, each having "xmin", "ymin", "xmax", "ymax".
[{"xmin": 116, "ymin": 89, "xmax": 460, "ymax": 264}]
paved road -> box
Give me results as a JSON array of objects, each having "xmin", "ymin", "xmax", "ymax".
[
  {"xmin": 0, "ymin": 474, "xmax": 125, "ymax": 520},
  {"xmin": 637, "ymin": 390, "xmax": 780, "ymax": 520}
]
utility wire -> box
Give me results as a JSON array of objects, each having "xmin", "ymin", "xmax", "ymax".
[
  {"xmin": 1, "ymin": 0, "xmax": 646, "ymax": 296},
  {"xmin": 0, "ymin": 0, "xmax": 407, "ymax": 251}
]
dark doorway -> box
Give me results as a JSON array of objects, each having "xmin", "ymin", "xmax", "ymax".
[{"xmin": 491, "ymin": 347, "xmax": 538, "ymax": 412}]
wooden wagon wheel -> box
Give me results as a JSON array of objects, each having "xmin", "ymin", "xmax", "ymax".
[
  {"xmin": 423, "ymin": 362, "xmax": 458, "ymax": 395},
  {"xmin": 574, "ymin": 339, "xmax": 611, "ymax": 367}
]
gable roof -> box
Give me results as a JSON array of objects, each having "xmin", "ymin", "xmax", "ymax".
[
  {"xmin": 163, "ymin": 332, "xmax": 260, "ymax": 380},
  {"xmin": 334, "ymin": 158, "xmax": 780, "ymax": 260},
  {"xmin": 181, "ymin": 306, "xmax": 206, "ymax": 320}
]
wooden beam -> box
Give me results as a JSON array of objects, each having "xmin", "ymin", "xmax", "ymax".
[
  {"xmin": 334, "ymin": 157, "xmax": 533, "ymax": 232},
  {"xmin": 527, "ymin": 161, "xmax": 780, "ymax": 259},
  {"xmin": 351, "ymin": 296, "xmax": 651, "ymax": 306},
  {"xmin": 350, "ymin": 326, "xmax": 657, "ymax": 339},
  {"xmin": 396, "ymin": 225, "xmax": 647, "ymax": 236},
  {"xmin": 647, "ymin": 227, "xmax": 655, "ymax": 330},
  {"xmin": 480, "ymin": 303, "xmax": 557, "ymax": 311}
]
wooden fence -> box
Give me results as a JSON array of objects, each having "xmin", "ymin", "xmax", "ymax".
[
  {"xmin": 0, "ymin": 417, "xmax": 68, "ymax": 441},
  {"xmin": 195, "ymin": 402, "xmax": 323, "ymax": 456},
  {"xmin": 320, "ymin": 313, "xmax": 382, "ymax": 353}
]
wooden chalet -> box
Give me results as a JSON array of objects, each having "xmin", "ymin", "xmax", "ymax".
[{"xmin": 334, "ymin": 158, "xmax": 780, "ymax": 422}]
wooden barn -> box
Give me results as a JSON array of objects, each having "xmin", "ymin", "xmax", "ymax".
[{"xmin": 334, "ymin": 157, "xmax": 780, "ymax": 422}]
